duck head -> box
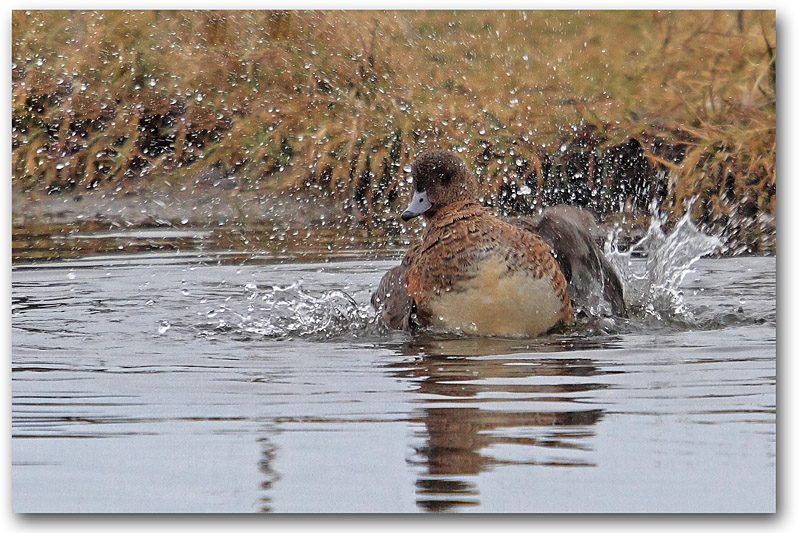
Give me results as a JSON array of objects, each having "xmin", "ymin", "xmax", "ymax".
[{"xmin": 401, "ymin": 150, "xmax": 478, "ymax": 221}]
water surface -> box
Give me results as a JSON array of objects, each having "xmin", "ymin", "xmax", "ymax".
[{"xmin": 12, "ymin": 243, "xmax": 775, "ymax": 512}]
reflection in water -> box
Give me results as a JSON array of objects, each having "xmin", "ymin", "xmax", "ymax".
[
  {"xmin": 386, "ymin": 336, "xmax": 617, "ymax": 512},
  {"xmin": 12, "ymin": 220, "xmax": 408, "ymax": 263},
  {"xmin": 12, "ymin": 255, "xmax": 774, "ymax": 512},
  {"xmin": 258, "ymin": 435, "xmax": 281, "ymax": 513}
]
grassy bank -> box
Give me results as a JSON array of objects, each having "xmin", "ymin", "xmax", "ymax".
[{"xmin": 12, "ymin": 10, "xmax": 776, "ymax": 252}]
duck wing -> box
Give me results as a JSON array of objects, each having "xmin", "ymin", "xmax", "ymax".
[
  {"xmin": 373, "ymin": 239, "xmax": 426, "ymax": 331},
  {"xmin": 371, "ymin": 263, "xmax": 415, "ymax": 331},
  {"xmin": 510, "ymin": 205, "xmax": 628, "ymax": 318}
]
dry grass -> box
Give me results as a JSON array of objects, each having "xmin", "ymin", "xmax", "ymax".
[{"xmin": 12, "ymin": 10, "xmax": 776, "ymax": 251}]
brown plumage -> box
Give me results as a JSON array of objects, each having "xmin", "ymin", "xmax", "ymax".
[{"xmin": 372, "ymin": 150, "xmax": 626, "ymax": 337}]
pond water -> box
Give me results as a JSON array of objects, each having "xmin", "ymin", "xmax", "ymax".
[{"xmin": 11, "ymin": 226, "xmax": 776, "ymax": 513}]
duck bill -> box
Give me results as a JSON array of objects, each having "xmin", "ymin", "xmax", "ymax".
[{"xmin": 401, "ymin": 190, "xmax": 432, "ymax": 221}]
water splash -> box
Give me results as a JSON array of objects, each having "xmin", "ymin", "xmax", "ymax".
[
  {"xmin": 605, "ymin": 204, "xmax": 723, "ymax": 322},
  {"xmin": 196, "ymin": 205, "xmax": 725, "ymax": 341},
  {"xmin": 199, "ymin": 282, "xmax": 379, "ymax": 340}
]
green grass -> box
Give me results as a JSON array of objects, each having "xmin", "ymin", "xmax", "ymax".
[{"xmin": 12, "ymin": 10, "xmax": 776, "ymax": 251}]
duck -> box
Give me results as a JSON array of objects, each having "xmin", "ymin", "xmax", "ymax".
[{"xmin": 372, "ymin": 150, "xmax": 628, "ymax": 337}]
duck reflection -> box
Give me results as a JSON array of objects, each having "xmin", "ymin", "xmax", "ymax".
[
  {"xmin": 257, "ymin": 436, "xmax": 281, "ymax": 513},
  {"xmin": 386, "ymin": 335, "xmax": 616, "ymax": 512}
]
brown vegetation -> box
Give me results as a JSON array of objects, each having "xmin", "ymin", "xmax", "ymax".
[{"xmin": 12, "ymin": 10, "xmax": 775, "ymax": 252}]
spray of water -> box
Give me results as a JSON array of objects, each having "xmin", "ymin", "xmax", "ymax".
[
  {"xmin": 200, "ymin": 282, "xmax": 380, "ymax": 340},
  {"xmin": 198, "ymin": 203, "xmax": 725, "ymax": 340},
  {"xmin": 605, "ymin": 202, "xmax": 724, "ymax": 322}
]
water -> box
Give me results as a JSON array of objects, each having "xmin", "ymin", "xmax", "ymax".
[{"xmin": 11, "ymin": 229, "xmax": 775, "ymax": 513}]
